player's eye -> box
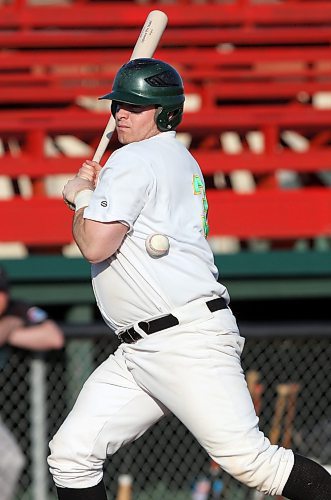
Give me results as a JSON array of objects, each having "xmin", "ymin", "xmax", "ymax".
[{"xmin": 129, "ymin": 105, "xmax": 145, "ymax": 114}]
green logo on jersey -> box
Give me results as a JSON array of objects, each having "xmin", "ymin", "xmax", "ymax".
[{"xmin": 192, "ymin": 174, "xmax": 209, "ymax": 237}]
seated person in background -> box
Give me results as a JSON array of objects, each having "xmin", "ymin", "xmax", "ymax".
[{"xmin": 0, "ymin": 265, "xmax": 64, "ymax": 500}]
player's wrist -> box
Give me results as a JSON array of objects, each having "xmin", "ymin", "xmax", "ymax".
[{"xmin": 74, "ymin": 189, "xmax": 94, "ymax": 211}]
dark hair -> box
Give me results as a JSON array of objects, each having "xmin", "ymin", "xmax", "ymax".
[{"xmin": 0, "ymin": 266, "xmax": 9, "ymax": 292}]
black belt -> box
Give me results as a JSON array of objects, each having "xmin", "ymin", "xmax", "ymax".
[{"xmin": 118, "ymin": 297, "xmax": 227, "ymax": 344}]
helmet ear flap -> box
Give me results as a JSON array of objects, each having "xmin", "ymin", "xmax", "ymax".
[{"xmin": 156, "ymin": 104, "xmax": 184, "ymax": 132}]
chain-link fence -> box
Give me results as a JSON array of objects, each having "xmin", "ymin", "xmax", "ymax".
[{"xmin": 0, "ymin": 322, "xmax": 330, "ymax": 500}]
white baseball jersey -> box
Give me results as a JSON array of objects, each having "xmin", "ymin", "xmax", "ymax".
[{"xmin": 84, "ymin": 131, "xmax": 229, "ymax": 331}]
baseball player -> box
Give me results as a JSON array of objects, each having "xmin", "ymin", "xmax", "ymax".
[{"xmin": 48, "ymin": 58, "xmax": 331, "ymax": 500}]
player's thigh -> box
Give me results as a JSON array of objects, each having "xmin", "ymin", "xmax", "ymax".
[
  {"xmin": 48, "ymin": 346, "xmax": 167, "ymax": 474},
  {"xmin": 162, "ymin": 325, "xmax": 293, "ymax": 493},
  {"xmin": 123, "ymin": 313, "xmax": 258, "ymax": 459},
  {"xmin": 166, "ymin": 326, "xmax": 257, "ymax": 448},
  {"xmin": 123, "ymin": 310, "xmax": 247, "ymax": 434}
]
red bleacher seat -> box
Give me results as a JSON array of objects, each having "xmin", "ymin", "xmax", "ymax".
[
  {"xmin": 1, "ymin": 1, "xmax": 331, "ymax": 48},
  {"xmin": 1, "ymin": 0, "xmax": 331, "ymax": 251}
]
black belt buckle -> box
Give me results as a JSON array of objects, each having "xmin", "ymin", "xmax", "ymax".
[{"xmin": 119, "ymin": 326, "xmax": 141, "ymax": 344}]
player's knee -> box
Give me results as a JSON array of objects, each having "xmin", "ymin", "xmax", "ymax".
[
  {"xmin": 212, "ymin": 442, "xmax": 294, "ymax": 496},
  {"xmin": 48, "ymin": 429, "xmax": 75, "ymax": 483},
  {"xmin": 48, "ymin": 425, "xmax": 103, "ymax": 489}
]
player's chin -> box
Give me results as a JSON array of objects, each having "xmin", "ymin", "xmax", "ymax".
[
  {"xmin": 117, "ymin": 128, "xmax": 131, "ymax": 145},
  {"xmin": 117, "ymin": 135, "xmax": 130, "ymax": 145}
]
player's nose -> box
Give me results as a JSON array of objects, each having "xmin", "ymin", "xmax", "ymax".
[{"xmin": 116, "ymin": 104, "xmax": 130, "ymax": 119}]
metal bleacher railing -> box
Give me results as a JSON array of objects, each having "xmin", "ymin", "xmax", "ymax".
[{"xmin": 0, "ymin": 323, "xmax": 330, "ymax": 500}]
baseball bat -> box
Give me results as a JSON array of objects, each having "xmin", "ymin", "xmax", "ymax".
[
  {"xmin": 269, "ymin": 384, "xmax": 290, "ymax": 446},
  {"xmin": 246, "ymin": 370, "xmax": 265, "ymax": 416},
  {"xmin": 116, "ymin": 474, "xmax": 133, "ymax": 500},
  {"xmin": 252, "ymin": 382, "xmax": 300, "ymax": 500},
  {"xmin": 282, "ymin": 383, "xmax": 300, "ymax": 449},
  {"xmin": 247, "ymin": 372, "xmax": 266, "ymax": 500},
  {"xmin": 92, "ymin": 10, "xmax": 168, "ymax": 163},
  {"xmin": 252, "ymin": 383, "xmax": 295, "ymax": 500},
  {"xmin": 274, "ymin": 383, "xmax": 300, "ymax": 500}
]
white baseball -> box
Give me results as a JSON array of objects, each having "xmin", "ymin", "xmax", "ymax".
[{"xmin": 145, "ymin": 234, "xmax": 170, "ymax": 257}]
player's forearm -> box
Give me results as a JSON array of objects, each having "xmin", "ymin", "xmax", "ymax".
[
  {"xmin": 7, "ymin": 320, "xmax": 64, "ymax": 350},
  {"xmin": 73, "ymin": 211, "xmax": 128, "ymax": 263},
  {"xmin": 0, "ymin": 316, "xmax": 24, "ymax": 346},
  {"xmin": 73, "ymin": 209, "xmax": 101, "ymax": 262}
]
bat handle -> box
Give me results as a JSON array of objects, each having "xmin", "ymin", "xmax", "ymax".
[
  {"xmin": 92, "ymin": 115, "xmax": 116, "ymax": 163},
  {"xmin": 116, "ymin": 474, "xmax": 133, "ymax": 500}
]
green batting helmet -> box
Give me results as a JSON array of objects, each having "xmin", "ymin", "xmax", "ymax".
[{"xmin": 100, "ymin": 58, "xmax": 185, "ymax": 131}]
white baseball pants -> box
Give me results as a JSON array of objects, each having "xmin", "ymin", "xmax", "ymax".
[{"xmin": 48, "ymin": 297, "xmax": 294, "ymax": 495}]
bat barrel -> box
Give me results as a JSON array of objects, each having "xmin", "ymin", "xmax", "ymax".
[{"xmin": 131, "ymin": 10, "xmax": 168, "ymax": 61}]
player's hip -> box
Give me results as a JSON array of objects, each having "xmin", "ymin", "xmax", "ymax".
[{"xmin": 116, "ymin": 294, "xmax": 233, "ymax": 335}]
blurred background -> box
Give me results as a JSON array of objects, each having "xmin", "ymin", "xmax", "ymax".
[{"xmin": 0, "ymin": 0, "xmax": 330, "ymax": 499}]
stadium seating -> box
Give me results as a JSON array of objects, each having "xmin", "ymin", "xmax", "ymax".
[
  {"xmin": 1, "ymin": 1, "xmax": 331, "ymax": 48},
  {"xmin": 1, "ymin": 0, "xmax": 331, "ymax": 255}
]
